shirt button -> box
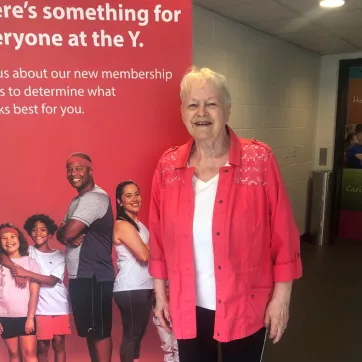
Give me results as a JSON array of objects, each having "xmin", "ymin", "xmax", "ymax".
[
  {"xmin": 216, "ymin": 232, "xmax": 220, "ymax": 236},
  {"xmin": 297, "ymin": 252, "xmax": 300, "ymax": 257},
  {"xmin": 218, "ymin": 265, "xmax": 222, "ymax": 270},
  {"xmin": 251, "ymin": 294, "xmax": 255, "ymax": 299},
  {"xmin": 218, "ymin": 299, "xmax": 221, "ymax": 304},
  {"xmin": 217, "ymin": 333, "xmax": 220, "ymax": 336},
  {"xmin": 219, "ymin": 200, "xmax": 223, "ymax": 204},
  {"xmin": 224, "ymin": 169, "xmax": 228, "ymax": 173}
]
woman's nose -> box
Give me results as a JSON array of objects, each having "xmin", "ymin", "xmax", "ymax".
[{"xmin": 197, "ymin": 105, "xmax": 207, "ymax": 117}]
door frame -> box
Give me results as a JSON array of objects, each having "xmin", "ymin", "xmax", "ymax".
[{"xmin": 330, "ymin": 58, "xmax": 362, "ymax": 241}]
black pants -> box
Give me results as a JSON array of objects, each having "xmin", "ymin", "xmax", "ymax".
[
  {"xmin": 69, "ymin": 277, "xmax": 113, "ymax": 339},
  {"xmin": 114, "ymin": 289, "xmax": 153, "ymax": 362},
  {"xmin": 178, "ymin": 307, "xmax": 267, "ymax": 362}
]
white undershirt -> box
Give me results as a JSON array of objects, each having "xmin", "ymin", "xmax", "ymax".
[{"xmin": 192, "ymin": 173, "xmax": 219, "ymax": 310}]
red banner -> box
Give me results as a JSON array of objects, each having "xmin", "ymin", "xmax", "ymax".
[
  {"xmin": 0, "ymin": 1, "xmax": 191, "ymax": 360},
  {"xmin": 0, "ymin": 0, "xmax": 191, "ymax": 226}
]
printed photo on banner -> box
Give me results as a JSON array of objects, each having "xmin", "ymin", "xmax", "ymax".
[{"xmin": 0, "ymin": 1, "xmax": 192, "ymax": 361}]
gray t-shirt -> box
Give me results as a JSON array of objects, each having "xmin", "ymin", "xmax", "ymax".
[{"xmin": 64, "ymin": 185, "xmax": 114, "ymax": 282}]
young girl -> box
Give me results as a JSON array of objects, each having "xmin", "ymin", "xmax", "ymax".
[
  {"xmin": 0, "ymin": 223, "xmax": 40, "ymax": 362},
  {"xmin": 113, "ymin": 180, "xmax": 153, "ymax": 362},
  {"xmin": 12, "ymin": 214, "xmax": 71, "ymax": 362}
]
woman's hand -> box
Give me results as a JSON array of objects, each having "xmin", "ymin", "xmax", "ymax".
[
  {"xmin": 153, "ymin": 279, "xmax": 171, "ymax": 333},
  {"xmin": 154, "ymin": 295, "xmax": 172, "ymax": 334},
  {"xmin": 264, "ymin": 297, "xmax": 289, "ymax": 343},
  {"xmin": 25, "ymin": 318, "xmax": 35, "ymax": 334},
  {"xmin": 264, "ymin": 282, "xmax": 292, "ymax": 344}
]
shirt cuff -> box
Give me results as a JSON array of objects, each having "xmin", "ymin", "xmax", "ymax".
[
  {"xmin": 273, "ymin": 254, "xmax": 303, "ymax": 282},
  {"xmin": 149, "ymin": 259, "xmax": 168, "ymax": 279}
]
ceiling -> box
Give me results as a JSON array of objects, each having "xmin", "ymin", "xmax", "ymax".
[{"xmin": 194, "ymin": 0, "xmax": 362, "ymax": 55}]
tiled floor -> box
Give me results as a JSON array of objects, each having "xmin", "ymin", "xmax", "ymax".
[{"xmin": 0, "ymin": 239, "xmax": 360, "ymax": 361}]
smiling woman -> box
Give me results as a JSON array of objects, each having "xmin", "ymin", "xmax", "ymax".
[
  {"xmin": 149, "ymin": 66, "xmax": 302, "ymax": 362},
  {"xmin": 179, "ymin": 68, "xmax": 231, "ymax": 159},
  {"xmin": 112, "ymin": 180, "xmax": 154, "ymax": 362}
]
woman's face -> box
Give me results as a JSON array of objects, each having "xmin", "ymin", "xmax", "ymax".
[
  {"xmin": 31, "ymin": 221, "xmax": 50, "ymax": 247},
  {"xmin": 181, "ymin": 80, "xmax": 230, "ymax": 142},
  {"xmin": 119, "ymin": 184, "xmax": 142, "ymax": 215},
  {"xmin": 1, "ymin": 232, "xmax": 20, "ymax": 256}
]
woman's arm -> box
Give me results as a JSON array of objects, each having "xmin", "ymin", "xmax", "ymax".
[
  {"xmin": 113, "ymin": 221, "xmax": 149, "ymax": 262},
  {"xmin": 148, "ymin": 160, "xmax": 168, "ymax": 280},
  {"xmin": 154, "ymin": 278, "xmax": 172, "ymax": 333},
  {"xmin": 154, "ymin": 278, "xmax": 168, "ymax": 301},
  {"xmin": 148, "ymin": 161, "xmax": 172, "ymax": 332},
  {"xmin": 265, "ymin": 149, "xmax": 302, "ymax": 343},
  {"xmin": 25, "ymin": 280, "xmax": 40, "ymax": 334},
  {"xmin": 266, "ymin": 150, "xmax": 302, "ymax": 282},
  {"xmin": 272, "ymin": 282, "xmax": 293, "ymax": 302}
]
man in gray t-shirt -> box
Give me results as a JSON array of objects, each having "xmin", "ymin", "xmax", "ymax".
[
  {"xmin": 63, "ymin": 186, "xmax": 114, "ymax": 281},
  {"xmin": 57, "ymin": 152, "xmax": 114, "ymax": 362}
]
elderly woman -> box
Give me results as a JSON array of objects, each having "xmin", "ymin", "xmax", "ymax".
[{"xmin": 149, "ymin": 67, "xmax": 302, "ymax": 362}]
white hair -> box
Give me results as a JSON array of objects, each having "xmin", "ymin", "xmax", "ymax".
[{"xmin": 180, "ymin": 66, "xmax": 231, "ymax": 106}]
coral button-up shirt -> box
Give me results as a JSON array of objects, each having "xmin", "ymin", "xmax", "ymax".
[{"xmin": 149, "ymin": 127, "xmax": 302, "ymax": 342}]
